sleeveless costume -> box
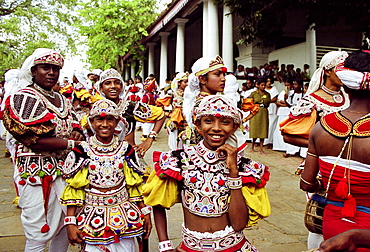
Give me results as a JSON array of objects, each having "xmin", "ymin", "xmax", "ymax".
[
  {"xmin": 319, "ymin": 112, "xmax": 370, "ymax": 251},
  {"xmin": 143, "ymin": 140, "xmax": 271, "ymax": 251}
]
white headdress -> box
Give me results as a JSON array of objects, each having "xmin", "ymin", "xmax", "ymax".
[
  {"xmin": 96, "ymin": 69, "xmax": 125, "ymax": 99},
  {"xmin": 336, "ymin": 66, "xmax": 370, "ymax": 90},
  {"xmin": 1, "ymin": 69, "xmax": 20, "ymax": 110},
  {"xmin": 306, "ymin": 51, "xmax": 348, "ymax": 95},
  {"xmin": 183, "ymin": 55, "xmax": 226, "ymax": 127},
  {"xmin": 170, "ymin": 72, "xmax": 188, "ymax": 92},
  {"xmin": 18, "ymin": 48, "xmax": 64, "ymax": 90},
  {"xmin": 224, "ymin": 74, "xmax": 239, "ymax": 106}
]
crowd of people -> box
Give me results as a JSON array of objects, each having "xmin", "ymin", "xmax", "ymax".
[{"xmin": 0, "ymin": 47, "xmax": 370, "ymax": 252}]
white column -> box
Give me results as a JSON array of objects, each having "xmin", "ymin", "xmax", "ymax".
[
  {"xmin": 207, "ymin": 0, "xmax": 219, "ymax": 56},
  {"xmin": 159, "ymin": 32, "xmax": 170, "ymax": 90},
  {"xmin": 147, "ymin": 42, "xmax": 155, "ymax": 78},
  {"xmin": 202, "ymin": 0, "xmax": 209, "ymax": 57},
  {"xmin": 306, "ymin": 23, "xmax": 316, "ymax": 70},
  {"xmin": 174, "ymin": 18, "xmax": 188, "ymax": 73},
  {"xmin": 125, "ymin": 64, "xmax": 130, "ymax": 81},
  {"xmin": 130, "ymin": 60, "xmax": 135, "ymax": 79},
  {"xmin": 139, "ymin": 58, "xmax": 144, "ymax": 79},
  {"xmin": 222, "ymin": 5, "xmax": 233, "ymax": 72}
]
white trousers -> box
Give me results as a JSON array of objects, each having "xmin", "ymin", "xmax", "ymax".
[{"xmin": 85, "ymin": 238, "xmax": 135, "ymax": 252}]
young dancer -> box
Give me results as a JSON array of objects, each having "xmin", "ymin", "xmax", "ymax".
[
  {"xmin": 60, "ymin": 99, "xmax": 152, "ymax": 252},
  {"xmin": 143, "ymin": 95, "xmax": 271, "ymax": 252}
]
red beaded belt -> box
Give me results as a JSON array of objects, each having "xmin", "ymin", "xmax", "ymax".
[{"xmin": 85, "ymin": 187, "xmax": 129, "ymax": 206}]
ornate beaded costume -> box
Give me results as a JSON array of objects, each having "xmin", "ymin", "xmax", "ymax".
[
  {"xmin": 150, "ymin": 140, "xmax": 270, "ymax": 218},
  {"xmin": 60, "ymin": 138, "xmax": 146, "ymax": 245},
  {"xmin": 3, "ymin": 87, "xmax": 82, "ymax": 184}
]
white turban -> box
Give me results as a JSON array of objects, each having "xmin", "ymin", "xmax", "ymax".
[
  {"xmin": 306, "ymin": 51, "xmax": 348, "ymax": 95},
  {"xmin": 336, "ymin": 66, "xmax": 370, "ymax": 90},
  {"xmin": 18, "ymin": 48, "xmax": 64, "ymax": 90},
  {"xmin": 2, "ymin": 69, "xmax": 20, "ymax": 110},
  {"xmin": 183, "ymin": 55, "xmax": 226, "ymax": 127}
]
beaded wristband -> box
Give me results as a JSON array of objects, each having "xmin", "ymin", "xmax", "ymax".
[
  {"xmin": 148, "ymin": 131, "xmax": 157, "ymax": 140},
  {"xmin": 228, "ymin": 176, "xmax": 242, "ymax": 189},
  {"xmin": 141, "ymin": 206, "xmax": 152, "ymax": 216},
  {"xmin": 67, "ymin": 140, "xmax": 75, "ymax": 150},
  {"xmin": 158, "ymin": 240, "xmax": 174, "ymax": 252},
  {"xmin": 64, "ymin": 216, "xmax": 76, "ymax": 225}
]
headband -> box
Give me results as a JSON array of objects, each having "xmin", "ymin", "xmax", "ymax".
[
  {"xmin": 336, "ymin": 65, "xmax": 370, "ymax": 90},
  {"xmin": 89, "ymin": 99, "xmax": 120, "ymax": 119}
]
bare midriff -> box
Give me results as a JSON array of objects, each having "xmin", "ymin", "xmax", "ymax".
[{"xmin": 183, "ymin": 208, "xmax": 230, "ymax": 233}]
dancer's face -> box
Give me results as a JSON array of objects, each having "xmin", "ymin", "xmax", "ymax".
[
  {"xmin": 32, "ymin": 64, "xmax": 61, "ymax": 91},
  {"xmin": 196, "ymin": 115, "xmax": 238, "ymax": 150},
  {"xmin": 199, "ymin": 68, "xmax": 226, "ymax": 94},
  {"xmin": 90, "ymin": 115, "xmax": 118, "ymax": 143},
  {"xmin": 100, "ymin": 78, "xmax": 123, "ymax": 103}
]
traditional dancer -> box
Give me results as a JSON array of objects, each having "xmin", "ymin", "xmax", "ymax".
[
  {"xmin": 143, "ymin": 95, "xmax": 271, "ymax": 252},
  {"xmin": 300, "ymin": 50, "xmax": 370, "ymax": 252},
  {"xmin": 2, "ymin": 48, "xmax": 84, "ymax": 251},
  {"xmin": 60, "ymin": 99, "xmax": 152, "ymax": 252}
]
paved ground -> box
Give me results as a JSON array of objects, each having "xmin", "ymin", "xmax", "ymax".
[{"xmin": 0, "ymin": 129, "xmax": 312, "ymax": 252}]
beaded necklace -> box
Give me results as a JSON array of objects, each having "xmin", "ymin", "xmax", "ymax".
[
  {"xmin": 89, "ymin": 135, "xmax": 119, "ymax": 153},
  {"xmin": 321, "ymin": 85, "xmax": 343, "ymax": 103},
  {"xmin": 33, "ymin": 83, "xmax": 55, "ymax": 99}
]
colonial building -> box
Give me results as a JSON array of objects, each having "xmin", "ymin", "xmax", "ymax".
[{"xmin": 123, "ymin": 0, "xmax": 362, "ymax": 88}]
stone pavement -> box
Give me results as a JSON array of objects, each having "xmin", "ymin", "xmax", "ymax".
[{"xmin": 0, "ymin": 129, "xmax": 311, "ymax": 252}]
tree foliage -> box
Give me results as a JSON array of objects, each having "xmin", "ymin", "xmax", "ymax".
[
  {"xmin": 217, "ymin": 0, "xmax": 369, "ymax": 48},
  {"xmin": 78, "ymin": 0, "xmax": 158, "ymax": 74},
  {"xmin": 0, "ymin": 0, "xmax": 81, "ymax": 76}
]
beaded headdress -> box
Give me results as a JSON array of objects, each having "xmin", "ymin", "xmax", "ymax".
[
  {"xmin": 33, "ymin": 50, "xmax": 64, "ymax": 68},
  {"xmin": 89, "ymin": 99, "xmax": 120, "ymax": 119},
  {"xmin": 306, "ymin": 51, "xmax": 348, "ymax": 95},
  {"xmin": 17, "ymin": 48, "xmax": 65, "ymax": 90},
  {"xmin": 97, "ymin": 69, "xmax": 124, "ymax": 88},
  {"xmin": 193, "ymin": 95, "xmax": 242, "ymax": 125}
]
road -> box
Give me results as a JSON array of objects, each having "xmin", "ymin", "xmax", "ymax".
[{"xmin": 0, "ymin": 129, "xmax": 311, "ymax": 252}]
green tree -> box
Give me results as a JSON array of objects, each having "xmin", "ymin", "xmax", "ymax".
[
  {"xmin": 217, "ymin": 0, "xmax": 369, "ymax": 48},
  {"xmin": 78, "ymin": 0, "xmax": 158, "ymax": 74},
  {"xmin": 0, "ymin": 0, "xmax": 81, "ymax": 77}
]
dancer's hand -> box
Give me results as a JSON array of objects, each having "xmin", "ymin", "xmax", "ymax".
[
  {"xmin": 134, "ymin": 138, "xmax": 153, "ymax": 157},
  {"xmin": 143, "ymin": 214, "xmax": 152, "ymax": 239},
  {"xmin": 66, "ymin": 225, "xmax": 84, "ymax": 245},
  {"xmin": 70, "ymin": 130, "xmax": 84, "ymax": 141},
  {"xmin": 217, "ymin": 144, "xmax": 238, "ymax": 177}
]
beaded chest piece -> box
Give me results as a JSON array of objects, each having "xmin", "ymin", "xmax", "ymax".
[
  {"xmin": 82, "ymin": 136, "xmax": 128, "ymax": 189},
  {"xmin": 180, "ymin": 141, "xmax": 231, "ymax": 217}
]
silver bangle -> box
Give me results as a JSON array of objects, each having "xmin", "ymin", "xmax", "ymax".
[
  {"xmin": 148, "ymin": 131, "xmax": 157, "ymax": 140},
  {"xmin": 158, "ymin": 240, "xmax": 174, "ymax": 252},
  {"xmin": 67, "ymin": 140, "xmax": 75, "ymax": 150},
  {"xmin": 64, "ymin": 216, "xmax": 76, "ymax": 225},
  {"xmin": 228, "ymin": 176, "xmax": 243, "ymax": 189}
]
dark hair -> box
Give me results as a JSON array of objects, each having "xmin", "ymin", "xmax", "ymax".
[
  {"xmin": 344, "ymin": 50, "xmax": 370, "ymax": 72},
  {"xmin": 267, "ymin": 77, "xmax": 274, "ymax": 84},
  {"xmin": 257, "ymin": 77, "xmax": 267, "ymax": 85},
  {"xmin": 149, "ymin": 74, "xmax": 155, "ymax": 78},
  {"xmin": 294, "ymin": 79, "xmax": 304, "ymax": 87},
  {"xmin": 285, "ymin": 79, "xmax": 294, "ymax": 85},
  {"xmin": 135, "ymin": 76, "xmax": 142, "ymax": 82}
]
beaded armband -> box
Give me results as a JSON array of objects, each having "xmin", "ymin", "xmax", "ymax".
[
  {"xmin": 228, "ymin": 177, "xmax": 242, "ymax": 189},
  {"xmin": 141, "ymin": 206, "xmax": 152, "ymax": 216},
  {"xmin": 64, "ymin": 216, "xmax": 76, "ymax": 225},
  {"xmin": 158, "ymin": 240, "xmax": 174, "ymax": 252},
  {"xmin": 148, "ymin": 131, "xmax": 157, "ymax": 140}
]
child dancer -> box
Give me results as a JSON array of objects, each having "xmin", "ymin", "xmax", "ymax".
[
  {"xmin": 60, "ymin": 99, "xmax": 152, "ymax": 252},
  {"xmin": 143, "ymin": 95, "xmax": 271, "ymax": 252}
]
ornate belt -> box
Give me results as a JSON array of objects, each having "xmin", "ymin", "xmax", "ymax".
[
  {"xmin": 182, "ymin": 226, "xmax": 246, "ymax": 251},
  {"xmin": 85, "ymin": 188, "xmax": 129, "ymax": 206}
]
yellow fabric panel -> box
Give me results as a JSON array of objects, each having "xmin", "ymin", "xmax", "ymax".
[
  {"xmin": 60, "ymin": 167, "xmax": 89, "ymax": 206},
  {"xmin": 123, "ymin": 162, "xmax": 143, "ymax": 199},
  {"xmin": 279, "ymin": 110, "xmax": 317, "ymax": 139},
  {"xmin": 66, "ymin": 167, "xmax": 90, "ymax": 188},
  {"xmin": 89, "ymin": 93, "xmax": 104, "ymax": 104},
  {"xmin": 240, "ymin": 185, "xmax": 271, "ymax": 228},
  {"xmin": 60, "ymin": 185, "xmax": 86, "ymax": 206},
  {"xmin": 80, "ymin": 114, "xmax": 90, "ymax": 130},
  {"xmin": 142, "ymin": 171, "xmax": 181, "ymax": 208},
  {"xmin": 134, "ymin": 105, "xmax": 164, "ymax": 123}
]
